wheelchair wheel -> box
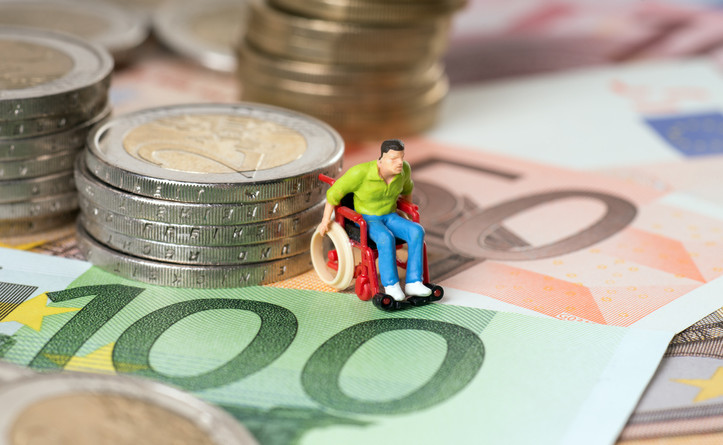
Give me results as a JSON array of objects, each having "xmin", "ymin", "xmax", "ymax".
[{"xmin": 310, "ymin": 222, "xmax": 354, "ymax": 290}]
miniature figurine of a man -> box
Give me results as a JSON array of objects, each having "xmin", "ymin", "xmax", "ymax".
[{"xmin": 317, "ymin": 139, "xmax": 431, "ymax": 301}]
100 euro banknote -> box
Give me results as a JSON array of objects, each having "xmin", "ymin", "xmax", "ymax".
[{"xmin": 0, "ymin": 248, "xmax": 669, "ymax": 445}]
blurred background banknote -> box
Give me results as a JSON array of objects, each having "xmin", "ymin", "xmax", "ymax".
[{"xmin": 0, "ymin": 248, "xmax": 670, "ymax": 445}]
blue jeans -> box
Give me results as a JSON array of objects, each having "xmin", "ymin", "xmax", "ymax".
[{"xmin": 362, "ymin": 212, "xmax": 425, "ymax": 287}]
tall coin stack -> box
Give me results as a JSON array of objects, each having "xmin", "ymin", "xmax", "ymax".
[
  {"xmin": 75, "ymin": 103, "xmax": 343, "ymax": 288},
  {"xmin": 0, "ymin": 27, "xmax": 112, "ymax": 236},
  {"xmin": 237, "ymin": 0, "xmax": 466, "ymax": 142}
]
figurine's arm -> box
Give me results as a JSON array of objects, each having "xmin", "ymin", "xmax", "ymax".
[
  {"xmin": 316, "ymin": 164, "xmax": 365, "ymax": 237},
  {"xmin": 399, "ymin": 162, "xmax": 414, "ymax": 205},
  {"xmin": 317, "ymin": 201, "xmax": 335, "ymax": 237}
]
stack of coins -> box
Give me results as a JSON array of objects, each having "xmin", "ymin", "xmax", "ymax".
[
  {"xmin": 237, "ymin": 0, "xmax": 466, "ymax": 142},
  {"xmin": 0, "ymin": 26, "xmax": 113, "ymax": 237},
  {"xmin": 75, "ymin": 103, "xmax": 343, "ymax": 288}
]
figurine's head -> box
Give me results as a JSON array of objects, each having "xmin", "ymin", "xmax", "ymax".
[
  {"xmin": 378, "ymin": 139, "xmax": 405, "ymax": 177},
  {"xmin": 379, "ymin": 139, "xmax": 404, "ymax": 159}
]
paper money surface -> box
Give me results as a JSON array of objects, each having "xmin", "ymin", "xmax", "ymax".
[
  {"xmin": 429, "ymin": 58, "xmax": 723, "ymax": 169},
  {"xmin": 0, "ymin": 247, "xmax": 670, "ymax": 445},
  {"xmin": 619, "ymin": 326, "xmax": 723, "ymax": 443}
]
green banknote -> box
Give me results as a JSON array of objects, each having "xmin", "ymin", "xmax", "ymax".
[{"xmin": 0, "ymin": 248, "xmax": 670, "ymax": 445}]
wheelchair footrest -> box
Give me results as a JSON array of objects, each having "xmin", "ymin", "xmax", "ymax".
[{"xmin": 372, "ymin": 283, "xmax": 444, "ymax": 311}]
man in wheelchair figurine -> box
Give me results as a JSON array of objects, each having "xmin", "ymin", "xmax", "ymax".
[{"xmin": 314, "ymin": 139, "xmax": 443, "ymax": 311}]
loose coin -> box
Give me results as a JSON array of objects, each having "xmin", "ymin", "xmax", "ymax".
[
  {"xmin": 81, "ymin": 215, "xmax": 315, "ymax": 265},
  {"xmin": 0, "ymin": 0, "xmax": 149, "ymax": 63},
  {"xmin": 0, "ymin": 26, "xmax": 113, "ymax": 138},
  {"xmin": 77, "ymin": 223, "xmax": 313, "ymax": 287},
  {"xmin": 79, "ymin": 196, "xmax": 324, "ymax": 246},
  {"xmin": 84, "ymin": 102, "xmax": 343, "ymax": 203},
  {"xmin": 0, "ymin": 372, "xmax": 258, "ymax": 445},
  {"xmin": 75, "ymin": 156, "xmax": 325, "ymax": 225},
  {"xmin": 153, "ymin": 0, "xmax": 248, "ymax": 71},
  {"xmin": 0, "ymin": 170, "xmax": 75, "ymax": 203}
]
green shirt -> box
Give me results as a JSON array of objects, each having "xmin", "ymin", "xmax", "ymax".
[{"xmin": 326, "ymin": 160, "xmax": 414, "ymax": 216}]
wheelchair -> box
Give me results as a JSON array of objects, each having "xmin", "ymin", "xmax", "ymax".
[{"xmin": 310, "ymin": 174, "xmax": 444, "ymax": 311}]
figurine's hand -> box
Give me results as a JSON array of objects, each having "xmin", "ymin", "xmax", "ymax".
[{"xmin": 317, "ymin": 219, "xmax": 331, "ymax": 237}]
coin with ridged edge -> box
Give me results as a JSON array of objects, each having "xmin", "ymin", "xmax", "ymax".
[
  {"xmin": 0, "ymin": 148, "xmax": 81, "ymax": 180},
  {"xmin": 79, "ymin": 195, "xmax": 324, "ymax": 246},
  {"xmin": 0, "ymin": 27, "xmax": 112, "ymax": 138},
  {"xmin": 0, "ymin": 104, "xmax": 110, "ymax": 160},
  {"xmin": 0, "ymin": 372, "xmax": 258, "ymax": 445},
  {"xmin": 0, "ymin": 170, "xmax": 75, "ymax": 203},
  {"xmin": 245, "ymin": 0, "xmax": 451, "ymax": 66},
  {"xmin": 75, "ymin": 156, "xmax": 325, "ymax": 225},
  {"xmin": 0, "ymin": 191, "xmax": 77, "ymax": 220},
  {"xmin": 77, "ymin": 223, "xmax": 312, "ymax": 287},
  {"xmin": 268, "ymin": 0, "xmax": 466, "ymax": 24},
  {"xmin": 81, "ymin": 215, "xmax": 315, "ymax": 265},
  {"xmin": 85, "ymin": 103, "xmax": 343, "ymax": 203},
  {"xmin": 0, "ymin": 211, "xmax": 76, "ymax": 236}
]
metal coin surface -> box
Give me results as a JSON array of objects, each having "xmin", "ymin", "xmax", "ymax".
[
  {"xmin": 0, "ymin": 105, "xmax": 110, "ymax": 160},
  {"xmin": 81, "ymin": 215, "xmax": 315, "ymax": 265},
  {"xmin": 77, "ymin": 224, "xmax": 313, "ymax": 287},
  {"xmin": 245, "ymin": 0, "xmax": 451, "ymax": 66},
  {"xmin": 0, "ymin": 361, "xmax": 32, "ymax": 384},
  {"xmin": 80, "ymin": 196, "xmax": 324, "ymax": 246},
  {"xmin": 0, "ymin": 210, "xmax": 76, "ymax": 236},
  {"xmin": 0, "ymin": 0, "xmax": 149, "ymax": 62},
  {"xmin": 0, "ymin": 148, "xmax": 80, "ymax": 180},
  {"xmin": 237, "ymin": 40, "xmax": 443, "ymax": 87},
  {"xmin": 85, "ymin": 103, "xmax": 342, "ymax": 203},
  {"xmin": 0, "ymin": 191, "xmax": 77, "ymax": 220},
  {"xmin": 239, "ymin": 71, "xmax": 448, "ymax": 110},
  {"xmin": 0, "ymin": 170, "xmax": 75, "ymax": 203},
  {"xmin": 75, "ymin": 156, "xmax": 325, "ymax": 225},
  {"xmin": 0, "ymin": 27, "xmax": 113, "ymax": 138},
  {"xmin": 0, "ymin": 372, "xmax": 258, "ymax": 445},
  {"xmin": 268, "ymin": 0, "xmax": 466, "ymax": 24},
  {"xmin": 153, "ymin": 0, "xmax": 248, "ymax": 71}
]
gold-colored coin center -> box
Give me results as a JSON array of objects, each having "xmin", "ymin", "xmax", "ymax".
[
  {"xmin": 10, "ymin": 393, "xmax": 217, "ymax": 445},
  {"xmin": 123, "ymin": 114, "xmax": 307, "ymax": 174},
  {"xmin": 0, "ymin": 40, "xmax": 74, "ymax": 90}
]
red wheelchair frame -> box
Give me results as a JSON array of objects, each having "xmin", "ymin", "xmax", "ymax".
[{"xmin": 319, "ymin": 174, "xmax": 442, "ymax": 310}]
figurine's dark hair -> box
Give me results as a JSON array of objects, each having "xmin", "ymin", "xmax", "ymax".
[{"xmin": 379, "ymin": 139, "xmax": 404, "ymax": 159}]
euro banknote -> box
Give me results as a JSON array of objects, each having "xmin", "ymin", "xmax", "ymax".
[
  {"xmin": 0, "ymin": 248, "xmax": 670, "ymax": 445},
  {"xmin": 619, "ymin": 329, "xmax": 723, "ymax": 443}
]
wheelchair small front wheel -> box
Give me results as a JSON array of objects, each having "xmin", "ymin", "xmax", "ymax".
[
  {"xmin": 372, "ymin": 293, "xmax": 396, "ymax": 311},
  {"xmin": 310, "ymin": 222, "xmax": 354, "ymax": 290}
]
